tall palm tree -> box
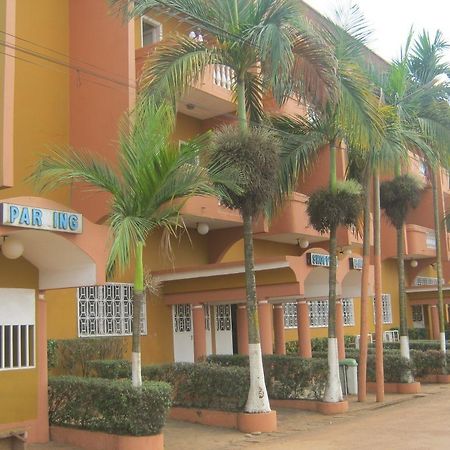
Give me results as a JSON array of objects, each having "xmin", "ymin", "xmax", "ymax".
[
  {"xmin": 29, "ymin": 101, "xmax": 236, "ymax": 387},
  {"xmin": 273, "ymin": 6, "xmax": 383, "ymax": 402},
  {"xmin": 110, "ymin": 0, "xmax": 336, "ymax": 413},
  {"xmin": 407, "ymin": 30, "xmax": 450, "ymax": 354}
]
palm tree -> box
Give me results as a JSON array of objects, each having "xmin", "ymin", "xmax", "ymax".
[
  {"xmin": 407, "ymin": 30, "xmax": 450, "ymax": 354},
  {"xmin": 110, "ymin": 0, "xmax": 336, "ymax": 413},
  {"xmin": 29, "ymin": 101, "xmax": 235, "ymax": 387},
  {"xmin": 273, "ymin": 6, "xmax": 383, "ymax": 402}
]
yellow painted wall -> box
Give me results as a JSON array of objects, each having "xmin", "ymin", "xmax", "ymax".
[
  {"xmin": 0, "ymin": 0, "xmax": 70, "ymax": 204},
  {"xmin": 0, "ymin": 255, "xmax": 39, "ymax": 424}
]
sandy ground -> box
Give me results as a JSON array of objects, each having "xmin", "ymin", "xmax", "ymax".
[{"xmin": 31, "ymin": 384, "xmax": 450, "ymax": 450}]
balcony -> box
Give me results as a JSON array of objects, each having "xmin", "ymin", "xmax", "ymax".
[
  {"xmin": 254, "ymin": 193, "xmax": 328, "ymax": 245},
  {"xmin": 180, "ymin": 195, "xmax": 241, "ymax": 231},
  {"xmin": 405, "ymin": 224, "xmax": 437, "ymax": 258},
  {"xmin": 136, "ymin": 45, "xmax": 235, "ymax": 120}
]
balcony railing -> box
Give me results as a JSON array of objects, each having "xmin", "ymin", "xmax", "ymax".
[
  {"xmin": 426, "ymin": 231, "xmax": 436, "ymax": 249},
  {"xmin": 414, "ymin": 276, "xmax": 444, "ymax": 286},
  {"xmin": 213, "ymin": 64, "xmax": 234, "ymax": 90}
]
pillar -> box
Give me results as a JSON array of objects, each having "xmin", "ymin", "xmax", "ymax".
[
  {"xmin": 36, "ymin": 290, "xmax": 49, "ymax": 442},
  {"xmin": 430, "ymin": 304, "xmax": 440, "ymax": 340},
  {"xmin": 237, "ymin": 304, "xmax": 249, "ymax": 355},
  {"xmin": 297, "ymin": 300, "xmax": 312, "ymax": 358},
  {"xmin": 336, "ymin": 299, "xmax": 346, "ymax": 360},
  {"xmin": 273, "ymin": 304, "xmax": 286, "ymax": 355},
  {"xmin": 258, "ymin": 300, "xmax": 273, "ymax": 355},
  {"xmin": 192, "ymin": 304, "xmax": 206, "ymax": 361}
]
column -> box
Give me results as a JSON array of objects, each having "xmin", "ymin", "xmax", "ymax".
[
  {"xmin": 297, "ymin": 300, "xmax": 312, "ymax": 358},
  {"xmin": 336, "ymin": 299, "xmax": 346, "ymax": 360},
  {"xmin": 273, "ymin": 304, "xmax": 286, "ymax": 355},
  {"xmin": 192, "ymin": 304, "xmax": 206, "ymax": 361},
  {"xmin": 258, "ymin": 300, "xmax": 273, "ymax": 355},
  {"xmin": 36, "ymin": 290, "xmax": 49, "ymax": 442},
  {"xmin": 237, "ymin": 304, "xmax": 249, "ymax": 355},
  {"xmin": 430, "ymin": 304, "xmax": 440, "ymax": 340}
]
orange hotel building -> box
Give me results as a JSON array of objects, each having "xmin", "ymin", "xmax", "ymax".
[{"xmin": 1, "ymin": 0, "xmax": 450, "ymax": 442}]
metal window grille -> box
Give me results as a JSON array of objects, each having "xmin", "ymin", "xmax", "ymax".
[
  {"xmin": 414, "ymin": 276, "xmax": 443, "ymax": 286},
  {"xmin": 426, "ymin": 232, "xmax": 436, "ymax": 249},
  {"xmin": 204, "ymin": 304, "xmax": 211, "ymax": 331},
  {"xmin": 78, "ymin": 283, "xmax": 147, "ymax": 337},
  {"xmin": 412, "ymin": 305, "xmax": 424, "ymax": 322},
  {"xmin": 216, "ymin": 304, "xmax": 232, "ymax": 331},
  {"xmin": 173, "ymin": 304, "xmax": 192, "ymax": 333},
  {"xmin": 283, "ymin": 303, "xmax": 298, "ymax": 328},
  {"xmin": 309, "ymin": 299, "xmax": 329, "ymax": 328},
  {"xmin": 373, "ymin": 294, "xmax": 393, "ymax": 324},
  {"xmin": 342, "ymin": 298, "xmax": 355, "ymax": 326},
  {"xmin": 0, "ymin": 324, "xmax": 35, "ymax": 371}
]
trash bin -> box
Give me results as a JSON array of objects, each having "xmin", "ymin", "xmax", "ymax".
[{"xmin": 339, "ymin": 358, "xmax": 358, "ymax": 395}]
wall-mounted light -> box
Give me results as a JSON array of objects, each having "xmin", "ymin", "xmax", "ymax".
[
  {"xmin": 410, "ymin": 259, "xmax": 418, "ymax": 268},
  {"xmin": 197, "ymin": 222, "xmax": 209, "ymax": 235},
  {"xmin": 1, "ymin": 236, "xmax": 24, "ymax": 260},
  {"xmin": 298, "ymin": 238, "xmax": 309, "ymax": 249}
]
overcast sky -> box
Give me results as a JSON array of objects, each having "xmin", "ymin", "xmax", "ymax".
[{"xmin": 304, "ymin": 0, "xmax": 450, "ymax": 63}]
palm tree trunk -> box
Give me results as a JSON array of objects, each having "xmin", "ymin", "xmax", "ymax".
[
  {"xmin": 397, "ymin": 225, "xmax": 410, "ymax": 360},
  {"xmin": 373, "ymin": 171, "xmax": 384, "ymax": 401},
  {"xmin": 132, "ymin": 241, "xmax": 144, "ymax": 388},
  {"xmin": 243, "ymin": 211, "xmax": 270, "ymax": 412},
  {"xmin": 236, "ymin": 78, "xmax": 248, "ymax": 132},
  {"xmin": 358, "ymin": 174, "xmax": 371, "ymax": 402},
  {"xmin": 323, "ymin": 139, "xmax": 343, "ymax": 403},
  {"xmin": 431, "ymin": 168, "xmax": 447, "ymax": 354}
]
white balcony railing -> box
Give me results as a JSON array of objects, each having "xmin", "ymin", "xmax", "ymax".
[
  {"xmin": 426, "ymin": 231, "xmax": 437, "ymax": 249},
  {"xmin": 414, "ymin": 276, "xmax": 444, "ymax": 286},
  {"xmin": 213, "ymin": 64, "xmax": 234, "ymax": 90}
]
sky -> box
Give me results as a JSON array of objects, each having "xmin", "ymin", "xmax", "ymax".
[{"xmin": 303, "ymin": 0, "xmax": 450, "ymax": 63}]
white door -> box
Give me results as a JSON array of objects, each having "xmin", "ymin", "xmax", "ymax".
[
  {"xmin": 172, "ymin": 304, "xmax": 194, "ymax": 362},
  {"xmin": 412, "ymin": 305, "xmax": 425, "ymax": 329},
  {"xmin": 215, "ymin": 304, "xmax": 233, "ymax": 355},
  {"xmin": 205, "ymin": 304, "xmax": 213, "ymax": 356}
]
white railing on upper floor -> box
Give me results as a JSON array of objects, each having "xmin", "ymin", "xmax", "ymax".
[
  {"xmin": 213, "ymin": 64, "xmax": 234, "ymax": 90},
  {"xmin": 426, "ymin": 231, "xmax": 436, "ymax": 249},
  {"xmin": 414, "ymin": 276, "xmax": 444, "ymax": 286}
]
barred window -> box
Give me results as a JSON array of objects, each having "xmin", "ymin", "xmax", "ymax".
[
  {"xmin": 78, "ymin": 283, "xmax": 147, "ymax": 337},
  {"xmin": 342, "ymin": 298, "xmax": 355, "ymax": 326},
  {"xmin": 309, "ymin": 299, "xmax": 329, "ymax": 328},
  {"xmin": 173, "ymin": 304, "xmax": 191, "ymax": 333},
  {"xmin": 0, "ymin": 289, "xmax": 35, "ymax": 371},
  {"xmin": 283, "ymin": 303, "xmax": 298, "ymax": 328},
  {"xmin": 412, "ymin": 305, "xmax": 424, "ymax": 322},
  {"xmin": 373, "ymin": 294, "xmax": 393, "ymax": 324}
]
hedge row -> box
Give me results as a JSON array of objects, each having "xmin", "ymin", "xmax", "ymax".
[
  {"xmin": 89, "ymin": 355, "xmax": 328, "ymax": 404},
  {"xmin": 48, "ymin": 376, "xmax": 172, "ymax": 435}
]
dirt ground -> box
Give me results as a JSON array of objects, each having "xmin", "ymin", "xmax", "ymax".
[{"xmin": 31, "ymin": 384, "xmax": 450, "ymax": 450}]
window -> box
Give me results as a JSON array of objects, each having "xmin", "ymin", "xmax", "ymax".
[
  {"xmin": 412, "ymin": 305, "xmax": 424, "ymax": 322},
  {"xmin": 78, "ymin": 283, "xmax": 147, "ymax": 337},
  {"xmin": 373, "ymin": 294, "xmax": 393, "ymax": 324},
  {"xmin": 0, "ymin": 289, "xmax": 35, "ymax": 371},
  {"xmin": 283, "ymin": 302, "xmax": 298, "ymax": 328},
  {"xmin": 309, "ymin": 299, "xmax": 329, "ymax": 328},
  {"xmin": 141, "ymin": 16, "xmax": 162, "ymax": 47},
  {"xmin": 342, "ymin": 298, "xmax": 355, "ymax": 326},
  {"xmin": 418, "ymin": 159, "xmax": 427, "ymax": 177}
]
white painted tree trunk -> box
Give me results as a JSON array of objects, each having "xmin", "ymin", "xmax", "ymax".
[
  {"xmin": 400, "ymin": 335, "xmax": 410, "ymax": 359},
  {"xmin": 440, "ymin": 332, "xmax": 447, "ymax": 353},
  {"xmin": 323, "ymin": 337, "xmax": 343, "ymax": 403},
  {"xmin": 132, "ymin": 351, "xmax": 142, "ymax": 388},
  {"xmin": 245, "ymin": 343, "xmax": 271, "ymax": 413}
]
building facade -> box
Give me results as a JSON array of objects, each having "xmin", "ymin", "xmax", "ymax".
[{"xmin": 1, "ymin": 0, "xmax": 449, "ymax": 442}]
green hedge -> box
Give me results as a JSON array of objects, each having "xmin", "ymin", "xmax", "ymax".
[
  {"xmin": 380, "ymin": 341, "xmax": 447, "ymax": 351},
  {"xmin": 408, "ymin": 328, "xmax": 428, "ymax": 340},
  {"xmin": 49, "ymin": 376, "xmax": 172, "ymax": 436},
  {"xmin": 87, "ymin": 359, "xmax": 131, "ymax": 379},
  {"xmin": 207, "ymin": 354, "xmax": 327, "ymax": 400},
  {"xmin": 411, "ymin": 350, "xmax": 447, "ymax": 377}
]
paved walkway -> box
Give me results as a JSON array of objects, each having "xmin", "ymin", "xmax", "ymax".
[{"xmin": 31, "ymin": 384, "xmax": 450, "ymax": 450}]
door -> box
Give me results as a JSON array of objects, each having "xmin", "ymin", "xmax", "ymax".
[
  {"xmin": 172, "ymin": 304, "xmax": 194, "ymax": 362},
  {"xmin": 205, "ymin": 304, "xmax": 213, "ymax": 356},
  {"xmin": 412, "ymin": 305, "xmax": 425, "ymax": 329},
  {"xmin": 215, "ymin": 304, "xmax": 233, "ymax": 355}
]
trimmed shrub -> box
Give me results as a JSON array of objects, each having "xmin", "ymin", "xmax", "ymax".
[
  {"xmin": 381, "ymin": 341, "xmax": 449, "ymax": 352},
  {"xmin": 311, "ymin": 337, "xmax": 328, "ymax": 352},
  {"xmin": 366, "ymin": 353, "xmax": 413, "ymax": 383},
  {"xmin": 48, "ymin": 339, "xmax": 58, "ymax": 369},
  {"xmin": 50, "ymin": 337, "xmax": 125, "ymax": 376},
  {"xmin": 48, "ymin": 376, "xmax": 172, "ymax": 436},
  {"xmin": 143, "ymin": 362, "xmax": 249, "ymax": 411},
  {"xmin": 411, "ymin": 350, "xmax": 447, "ymax": 377},
  {"xmin": 408, "ymin": 328, "xmax": 427, "ymax": 340},
  {"xmin": 87, "ymin": 359, "xmax": 131, "ymax": 379},
  {"xmin": 263, "ymin": 355, "xmax": 327, "ymax": 400},
  {"xmin": 206, "ymin": 354, "xmax": 249, "ymax": 367},
  {"xmin": 285, "ymin": 340, "xmax": 298, "ymax": 354}
]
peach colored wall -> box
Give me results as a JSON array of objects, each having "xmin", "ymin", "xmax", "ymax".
[{"xmin": 69, "ymin": 0, "xmax": 135, "ymax": 223}]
